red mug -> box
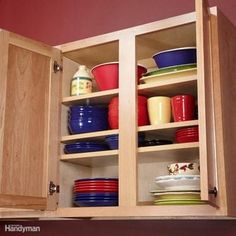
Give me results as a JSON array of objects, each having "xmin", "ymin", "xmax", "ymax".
[{"xmin": 171, "ymin": 95, "xmax": 195, "ymax": 122}]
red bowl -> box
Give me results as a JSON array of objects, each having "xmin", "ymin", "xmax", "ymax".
[
  {"xmin": 91, "ymin": 62, "xmax": 147, "ymax": 91},
  {"xmin": 108, "ymin": 96, "xmax": 149, "ymax": 129}
]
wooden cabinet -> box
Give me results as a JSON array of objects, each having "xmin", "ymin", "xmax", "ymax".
[{"xmin": 0, "ymin": 0, "xmax": 236, "ymax": 218}]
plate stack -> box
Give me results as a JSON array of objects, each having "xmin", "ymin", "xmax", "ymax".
[
  {"xmin": 152, "ymin": 175, "xmax": 202, "ymax": 205},
  {"xmin": 175, "ymin": 126, "xmax": 199, "ymax": 143},
  {"xmin": 151, "ymin": 162, "xmax": 204, "ymax": 205},
  {"xmin": 64, "ymin": 141, "xmax": 108, "ymax": 154},
  {"xmin": 73, "ymin": 178, "xmax": 118, "ymax": 207}
]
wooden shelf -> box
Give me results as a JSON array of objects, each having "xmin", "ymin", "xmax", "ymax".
[
  {"xmin": 138, "ymin": 76, "xmax": 197, "ymax": 97},
  {"xmin": 61, "ymin": 129, "xmax": 119, "ymax": 143},
  {"xmin": 60, "ymin": 150, "xmax": 118, "ymax": 166},
  {"xmin": 138, "ymin": 120, "xmax": 198, "ymax": 140},
  {"xmin": 62, "ymin": 89, "xmax": 119, "ymax": 106},
  {"xmin": 138, "ymin": 142, "xmax": 199, "ymax": 162}
]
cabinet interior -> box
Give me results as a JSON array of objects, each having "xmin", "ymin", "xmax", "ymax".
[{"xmin": 59, "ymin": 21, "xmax": 200, "ymax": 208}]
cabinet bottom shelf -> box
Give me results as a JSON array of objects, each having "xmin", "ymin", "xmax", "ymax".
[{"xmin": 0, "ymin": 204, "xmax": 224, "ymax": 219}]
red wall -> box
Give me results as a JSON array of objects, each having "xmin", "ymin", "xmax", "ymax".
[
  {"xmin": 0, "ymin": 0, "xmax": 236, "ymax": 235},
  {"xmin": 0, "ymin": 0, "xmax": 236, "ymax": 45}
]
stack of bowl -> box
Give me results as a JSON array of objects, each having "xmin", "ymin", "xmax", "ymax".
[
  {"xmin": 68, "ymin": 105, "xmax": 108, "ymax": 134},
  {"xmin": 91, "ymin": 62, "xmax": 147, "ymax": 91},
  {"xmin": 108, "ymin": 96, "xmax": 149, "ymax": 129},
  {"xmin": 175, "ymin": 126, "xmax": 199, "ymax": 143},
  {"xmin": 73, "ymin": 178, "xmax": 119, "ymax": 207}
]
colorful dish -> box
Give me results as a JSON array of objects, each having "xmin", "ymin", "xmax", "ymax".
[
  {"xmin": 140, "ymin": 65, "xmax": 197, "ymax": 84},
  {"xmin": 155, "ymin": 175, "xmax": 200, "ymax": 191},
  {"xmin": 143, "ymin": 64, "xmax": 197, "ymax": 77}
]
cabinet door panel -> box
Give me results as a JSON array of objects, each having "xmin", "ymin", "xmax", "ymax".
[
  {"xmin": 196, "ymin": 0, "xmax": 218, "ymax": 205},
  {"xmin": 2, "ymin": 44, "xmax": 50, "ymax": 198},
  {"xmin": 0, "ymin": 31, "xmax": 61, "ymax": 210}
]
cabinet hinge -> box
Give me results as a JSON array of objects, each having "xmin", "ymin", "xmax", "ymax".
[
  {"xmin": 209, "ymin": 187, "xmax": 218, "ymax": 197},
  {"xmin": 49, "ymin": 181, "xmax": 60, "ymax": 195},
  {"xmin": 53, "ymin": 61, "xmax": 63, "ymax": 73}
]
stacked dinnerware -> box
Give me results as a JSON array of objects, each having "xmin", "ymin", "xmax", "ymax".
[
  {"xmin": 150, "ymin": 162, "xmax": 204, "ymax": 205},
  {"xmin": 68, "ymin": 105, "xmax": 108, "ymax": 134},
  {"xmin": 73, "ymin": 178, "xmax": 118, "ymax": 207},
  {"xmin": 64, "ymin": 141, "xmax": 109, "ymax": 154},
  {"xmin": 175, "ymin": 126, "xmax": 199, "ymax": 143},
  {"xmin": 105, "ymin": 133, "xmax": 145, "ymax": 150}
]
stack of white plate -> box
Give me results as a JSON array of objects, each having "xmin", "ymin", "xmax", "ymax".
[{"xmin": 150, "ymin": 175, "xmax": 205, "ymax": 205}]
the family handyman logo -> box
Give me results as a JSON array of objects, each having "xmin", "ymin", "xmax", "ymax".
[{"xmin": 5, "ymin": 224, "xmax": 40, "ymax": 233}]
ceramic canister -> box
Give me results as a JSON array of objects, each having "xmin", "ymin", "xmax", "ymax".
[
  {"xmin": 71, "ymin": 65, "xmax": 93, "ymax": 96},
  {"xmin": 147, "ymin": 96, "xmax": 171, "ymax": 125}
]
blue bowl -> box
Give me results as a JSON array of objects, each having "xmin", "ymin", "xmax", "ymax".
[
  {"xmin": 68, "ymin": 105, "xmax": 108, "ymax": 134},
  {"xmin": 68, "ymin": 117, "xmax": 108, "ymax": 134},
  {"xmin": 152, "ymin": 47, "xmax": 196, "ymax": 69},
  {"xmin": 69, "ymin": 105, "xmax": 107, "ymax": 113}
]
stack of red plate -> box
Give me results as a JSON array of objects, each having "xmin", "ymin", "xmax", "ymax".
[
  {"xmin": 73, "ymin": 178, "xmax": 119, "ymax": 207},
  {"xmin": 175, "ymin": 126, "xmax": 199, "ymax": 143}
]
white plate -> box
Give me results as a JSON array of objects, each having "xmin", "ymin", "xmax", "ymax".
[
  {"xmin": 155, "ymin": 177, "xmax": 200, "ymax": 191},
  {"xmin": 155, "ymin": 175, "xmax": 200, "ymax": 181}
]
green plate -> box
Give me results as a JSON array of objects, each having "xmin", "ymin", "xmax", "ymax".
[
  {"xmin": 154, "ymin": 200, "xmax": 206, "ymax": 205},
  {"xmin": 143, "ymin": 63, "xmax": 197, "ymax": 77},
  {"xmin": 156, "ymin": 194, "xmax": 200, "ymax": 200}
]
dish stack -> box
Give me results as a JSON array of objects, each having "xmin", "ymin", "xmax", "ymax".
[
  {"xmin": 68, "ymin": 105, "xmax": 108, "ymax": 134},
  {"xmin": 151, "ymin": 162, "xmax": 205, "ymax": 205},
  {"xmin": 140, "ymin": 47, "xmax": 197, "ymax": 84},
  {"xmin": 73, "ymin": 178, "xmax": 118, "ymax": 207},
  {"xmin": 175, "ymin": 126, "xmax": 199, "ymax": 143},
  {"xmin": 64, "ymin": 141, "xmax": 108, "ymax": 154}
]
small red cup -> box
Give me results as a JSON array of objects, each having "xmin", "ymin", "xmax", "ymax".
[{"xmin": 171, "ymin": 95, "xmax": 195, "ymax": 122}]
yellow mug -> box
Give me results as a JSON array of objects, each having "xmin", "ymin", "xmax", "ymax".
[{"xmin": 147, "ymin": 96, "xmax": 171, "ymax": 125}]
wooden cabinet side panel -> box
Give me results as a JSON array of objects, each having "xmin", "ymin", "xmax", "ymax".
[
  {"xmin": 0, "ymin": 31, "xmax": 9, "ymax": 189},
  {"xmin": 1, "ymin": 45, "xmax": 50, "ymax": 198},
  {"xmin": 214, "ymin": 10, "xmax": 236, "ymax": 216}
]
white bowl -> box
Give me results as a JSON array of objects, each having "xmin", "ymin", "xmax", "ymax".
[{"xmin": 167, "ymin": 162, "xmax": 200, "ymax": 175}]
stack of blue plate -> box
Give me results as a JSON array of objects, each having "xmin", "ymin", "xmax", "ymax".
[
  {"xmin": 73, "ymin": 192, "xmax": 118, "ymax": 207},
  {"xmin": 73, "ymin": 178, "xmax": 119, "ymax": 207},
  {"xmin": 105, "ymin": 133, "xmax": 145, "ymax": 149},
  {"xmin": 64, "ymin": 141, "xmax": 109, "ymax": 154},
  {"xmin": 68, "ymin": 105, "xmax": 108, "ymax": 134}
]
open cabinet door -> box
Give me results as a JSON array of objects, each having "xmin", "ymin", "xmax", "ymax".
[
  {"xmin": 0, "ymin": 30, "xmax": 61, "ymax": 210},
  {"xmin": 196, "ymin": 0, "xmax": 218, "ymax": 205}
]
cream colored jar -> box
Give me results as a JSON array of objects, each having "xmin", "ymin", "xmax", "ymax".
[{"xmin": 71, "ymin": 65, "xmax": 92, "ymax": 96}]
